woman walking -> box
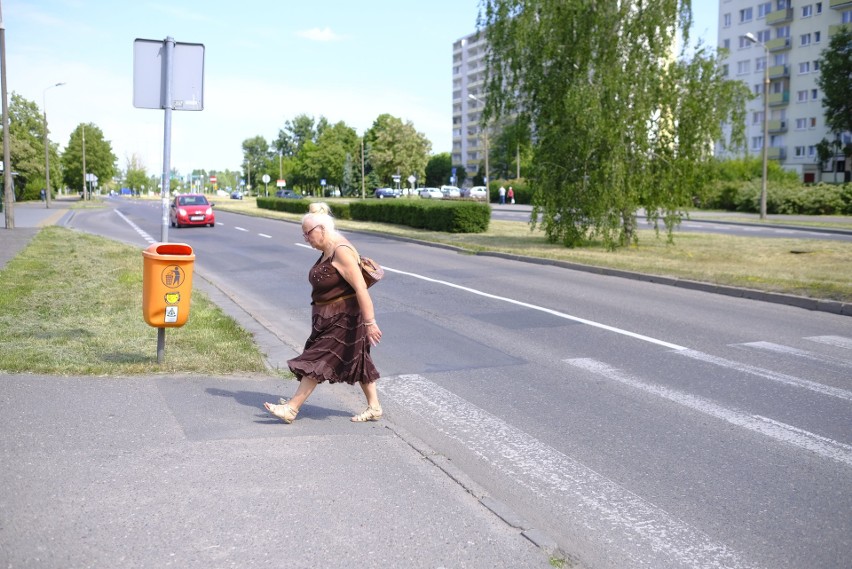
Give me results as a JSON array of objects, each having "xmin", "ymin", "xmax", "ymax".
[{"xmin": 264, "ymin": 202, "xmax": 383, "ymax": 423}]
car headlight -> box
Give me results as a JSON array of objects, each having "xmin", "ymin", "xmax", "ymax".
[
  {"xmin": 205, "ymin": 207, "xmax": 213, "ymax": 215},
  {"xmin": 178, "ymin": 208, "xmax": 187, "ymax": 216}
]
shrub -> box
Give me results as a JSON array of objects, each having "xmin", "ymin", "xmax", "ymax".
[{"xmin": 350, "ymin": 199, "xmax": 490, "ymax": 233}]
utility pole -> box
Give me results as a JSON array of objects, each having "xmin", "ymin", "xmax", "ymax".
[
  {"xmin": 361, "ymin": 137, "xmax": 365, "ymax": 199},
  {"xmin": 1, "ymin": 0, "xmax": 14, "ymax": 228},
  {"xmin": 81, "ymin": 124, "xmax": 87, "ymax": 200}
]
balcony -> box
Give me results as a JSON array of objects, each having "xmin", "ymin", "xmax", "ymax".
[
  {"xmin": 767, "ymin": 119, "xmax": 787, "ymax": 133},
  {"xmin": 766, "ymin": 37, "xmax": 791, "ymax": 52},
  {"xmin": 767, "ymin": 146, "xmax": 787, "ymax": 161},
  {"xmin": 830, "ymin": 0, "xmax": 852, "ymax": 9},
  {"xmin": 768, "ymin": 91, "xmax": 790, "ymax": 106},
  {"xmin": 766, "ymin": 7, "xmax": 794, "ymax": 24},
  {"xmin": 768, "ymin": 64, "xmax": 789, "ymax": 79}
]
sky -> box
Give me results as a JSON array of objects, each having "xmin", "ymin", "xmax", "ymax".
[{"xmin": 5, "ymin": 0, "xmax": 719, "ymax": 182}]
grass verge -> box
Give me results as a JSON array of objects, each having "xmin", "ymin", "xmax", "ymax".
[{"xmin": 0, "ymin": 226, "xmax": 270, "ymax": 375}]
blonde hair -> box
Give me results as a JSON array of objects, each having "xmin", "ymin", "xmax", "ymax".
[{"xmin": 302, "ymin": 202, "xmax": 335, "ymax": 232}]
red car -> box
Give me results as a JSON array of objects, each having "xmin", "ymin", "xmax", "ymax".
[{"xmin": 169, "ymin": 194, "xmax": 215, "ymax": 228}]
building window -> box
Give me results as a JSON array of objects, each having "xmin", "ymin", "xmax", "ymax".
[
  {"xmin": 756, "ymin": 57, "xmax": 767, "ymax": 71},
  {"xmin": 802, "ymin": 5, "xmax": 813, "ymax": 18},
  {"xmin": 799, "ymin": 61, "xmax": 810, "ymax": 74},
  {"xmin": 814, "ymin": 31, "xmax": 821, "ymax": 43},
  {"xmin": 808, "ymin": 146, "xmax": 816, "ymax": 157},
  {"xmin": 753, "ymin": 111, "xmax": 765, "ymax": 125},
  {"xmin": 776, "ymin": 0, "xmax": 787, "ymax": 9},
  {"xmin": 795, "ymin": 118, "xmax": 807, "ymax": 130},
  {"xmin": 816, "ymin": 3, "xmax": 822, "ymax": 14},
  {"xmin": 813, "ymin": 60, "xmax": 820, "ymax": 71},
  {"xmin": 843, "ymin": 10, "xmax": 852, "ymax": 24},
  {"xmin": 758, "ymin": 29, "xmax": 772, "ymax": 42},
  {"xmin": 723, "ymin": 13, "xmax": 732, "ymax": 27},
  {"xmin": 740, "ymin": 8, "xmax": 753, "ymax": 23},
  {"xmin": 752, "ymin": 136, "xmax": 764, "ymax": 150},
  {"xmin": 754, "ymin": 83, "xmax": 764, "ymax": 95},
  {"xmin": 776, "ymin": 26, "xmax": 790, "ymax": 39},
  {"xmin": 723, "ymin": 38, "xmax": 731, "ymax": 50},
  {"xmin": 800, "ymin": 34, "xmax": 811, "ymax": 46},
  {"xmin": 774, "ymin": 53, "xmax": 788, "ymax": 65},
  {"xmin": 797, "ymin": 90, "xmax": 808, "ymax": 102},
  {"xmin": 739, "ymin": 35, "xmax": 752, "ymax": 49},
  {"xmin": 795, "ymin": 146, "xmax": 806, "ymax": 157},
  {"xmin": 812, "ymin": 88, "xmax": 819, "ymax": 100},
  {"xmin": 810, "ymin": 117, "xmax": 818, "ymax": 128},
  {"xmin": 758, "ymin": 2, "xmax": 772, "ymax": 17},
  {"xmin": 722, "ymin": 64, "xmax": 729, "ymax": 77},
  {"xmin": 737, "ymin": 60, "xmax": 751, "ymax": 75}
]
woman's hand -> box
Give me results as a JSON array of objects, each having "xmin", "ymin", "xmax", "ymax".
[{"xmin": 365, "ymin": 321, "xmax": 382, "ymax": 347}]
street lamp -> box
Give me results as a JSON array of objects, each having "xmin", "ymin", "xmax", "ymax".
[
  {"xmin": 42, "ymin": 82, "xmax": 66, "ymax": 209},
  {"xmin": 468, "ymin": 94, "xmax": 489, "ymax": 187},
  {"xmin": 744, "ymin": 32, "xmax": 769, "ymax": 220}
]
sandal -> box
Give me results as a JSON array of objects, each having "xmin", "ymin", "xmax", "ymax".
[
  {"xmin": 351, "ymin": 405, "xmax": 383, "ymax": 422},
  {"xmin": 264, "ymin": 401, "xmax": 298, "ymax": 424}
]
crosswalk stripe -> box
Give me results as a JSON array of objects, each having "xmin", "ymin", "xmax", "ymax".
[
  {"xmin": 565, "ymin": 358, "xmax": 852, "ymax": 467},
  {"xmin": 379, "ymin": 373, "xmax": 754, "ymax": 569},
  {"xmin": 737, "ymin": 341, "xmax": 852, "ymax": 370},
  {"xmin": 805, "ymin": 335, "xmax": 852, "ymax": 350},
  {"xmin": 677, "ymin": 349, "xmax": 852, "ymax": 402}
]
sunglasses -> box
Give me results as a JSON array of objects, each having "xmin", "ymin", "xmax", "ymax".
[{"xmin": 302, "ymin": 225, "xmax": 322, "ymax": 240}]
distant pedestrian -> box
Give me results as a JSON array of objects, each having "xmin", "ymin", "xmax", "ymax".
[
  {"xmin": 40, "ymin": 188, "xmax": 46, "ymax": 201},
  {"xmin": 264, "ymin": 202, "xmax": 383, "ymax": 424},
  {"xmin": 498, "ymin": 185, "xmax": 506, "ymax": 205},
  {"xmin": 507, "ymin": 186, "xmax": 515, "ymax": 204}
]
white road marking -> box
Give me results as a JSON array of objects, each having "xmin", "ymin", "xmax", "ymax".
[
  {"xmin": 806, "ymin": 335, "xmax": 852, "ymax": 350},
  {"xmin": 235, "ymin": 226, "xmax": 249, "ymax": 232},
  {"xmin": 677, "ymin": 349, "xmax": 852, "ymax": 402},
  {"xmin": 737, "ymin": 341, "xmax": 852, "ymax": 370},
  {"xmin": 382, "ymin": 266, "xmax": 688, "ymax": 351},
  {"xmin": 258, "ymin": 233, "xmax": 272, "ymax": 239},
  {"xmin": 380, "ymin": 373, "xmax": 754, "ymax": 569},
  {"xmin": 565, "ymin": 358, "xmax": 852, "ymax": 467},
  {"xmin": 114, "ymin": 210, "xmax": 156, "ymax": 244}
]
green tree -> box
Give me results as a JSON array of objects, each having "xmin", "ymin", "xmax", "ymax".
[
  {"xmin": 365, "ymin": 114, "xmax": 431, "ymax": 188},
  {"xmin": 314, "ymin": 121, "xmax": 359, "ymax": 193},
  {"xmin": 480, "ymin": 0, "xmax": 750, "ymax": 249},
  {"xmin": 124, "ymin": 153, "xmax": 148, "ymax": 194},
  {"xmin": 817, "ymin": 27, "xmax": 852, "ymax": 137},
  {"xmin": 0, "ymin": 93, "xmax": 52, "ymax": 199},
  {"xmin": 242, "ymin": 135, "xmax": 271, "ymax": 195},
  {"xmin": 425, "ymin": 152, "xmax": 452, "ymax": 186},
  {"xmin": 61, "ymin": 123, "xmax": 117, "ymax": 196}
]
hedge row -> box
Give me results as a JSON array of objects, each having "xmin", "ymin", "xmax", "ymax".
[
  {"xmin": 257, "ymin": 197, "xmax": 490, "ymax": 233},
  {"xmin": 699, "ymin": 181, "xmax": 852, "ymax": 215},
  {"xmin": 349, "ymin": 200, "xmax": 490, "ymax": 233}
]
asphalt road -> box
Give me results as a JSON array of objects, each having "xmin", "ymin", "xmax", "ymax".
[{"xmin": 65, "ymin": 199, "xmax": 852, "ymax": 569}]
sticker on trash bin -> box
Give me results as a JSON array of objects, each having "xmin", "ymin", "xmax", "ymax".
[
  {"xmin": 161, "ymin": 265, "xmax": 185, "ymax": 288},
  {"xmin": 165, "ymin": 306, "xmax": 179, "ymax": 323},
  {"xmin": 164, "ymin": 292, "xmax": 180, "ymax": 305}
]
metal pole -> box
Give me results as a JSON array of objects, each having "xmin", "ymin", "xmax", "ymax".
[
  {"xmin": 760, "ymin": 45, "xmax": 769, "ymax": 220},
  {"xmin": 361, "ymin": 137, "xmax": 365, "ymax": 199},
  {"xmin": 81, "ymin": 124, "xmax": 87, "ymax": 200},
  {"xmin": 1, "ymin": 2, "xmax": 14, "ymax": 229},
  {"xmin": 157, "ymin": 36, "xmax": 176, "ymax": 365},
  {"xmin": 42, "ymin": 82, "xmax": 65, "ymax": 209}
]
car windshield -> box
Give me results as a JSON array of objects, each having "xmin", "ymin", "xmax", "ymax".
[{"xmin": 178, "ymin": 196, "xmax": 208, "ymax": 206}]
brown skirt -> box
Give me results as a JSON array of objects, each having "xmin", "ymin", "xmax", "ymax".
[{"xmin": 287, "ymin": 296, "xmax": 380, "ymax": 385}]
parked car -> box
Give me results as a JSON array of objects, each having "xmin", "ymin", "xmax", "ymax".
[
  {"xmin": 440, "ymin": 185, "xmax": 461, "ymax": 198},
  {"xmin": 170, "ymin": 194, "xmax": 215, "ymax": 228},
  {"xmin": 275, "ymin": 189, "xmax": 303, "ymax": 199},
  {"xmin": 230, "ymin": 190, "xmax": 243, "ymax": 200},
  {"xmin": 418, "ymin": 187, "xmax": 443, "ymax": 199},
  {"xmin": 462, "ymin": 186, "xmax": 488, "ymax": 200},
  {"xmin": 374, "ymin": 187, "xmax": 401, "ymax": 199}
]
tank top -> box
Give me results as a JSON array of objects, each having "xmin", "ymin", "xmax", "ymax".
[{"xmin": 309, "ymin": 244, "xmax": 357, "ymax": 304}]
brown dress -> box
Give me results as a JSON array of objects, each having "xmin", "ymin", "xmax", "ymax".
[{"xmin": 287, "ymin": 244, "xmax": 380, "ymax": 385}]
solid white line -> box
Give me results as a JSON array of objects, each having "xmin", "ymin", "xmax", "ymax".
[
  {"xmin": 381, "ymin": 266, "xmax": 688, "ymax": 351},
  {"xmin": 806, "ymin": 335, "xmax": 852, "ymax": 350},
  {"xmin": 379, "ymin": 374, "xmax": 754, "ymax": 569},
  {"xmin": 114, "ymin": 210, "xmax": 156, "ymax": 244},
  {"xmin": 737, "ymin": 341, "xmax": 852, "ymax": 369},
  {"xmin": 565, "ymin": 358, "xmax": 852, "ymax": 467},
  {"xmin": 677, "ymin": 349, "xmax": 852, "ymax": 402}
]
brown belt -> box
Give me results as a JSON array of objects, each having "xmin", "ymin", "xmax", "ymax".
[{"xmin": 313, "ymin": 293, "xmax": 356, "ymax": 306}]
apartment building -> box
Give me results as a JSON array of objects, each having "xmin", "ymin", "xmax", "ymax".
[
  {"xmin": 452, "ymin": 30, "xmax": 489, "ymax": 183},
  {"xmin": 717, "ymin": 0, "xmax": 852, "ymax": 181}
]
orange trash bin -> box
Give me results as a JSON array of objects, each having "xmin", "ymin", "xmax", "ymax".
[{"xmin": 142, "ymin": 242, "xmax": 195, "ymax": 328}]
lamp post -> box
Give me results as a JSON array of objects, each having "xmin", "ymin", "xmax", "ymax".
[
  {"xmin": 468, "ymin": 94, "xmax": 489, "ymax": 187},
  {"xmin": 744, "ymin": 32, "xmax": 769, "ymax": 220},
  {"xmin": 42, "ymin": 82, "xmax": 66, "ymax": 209}
]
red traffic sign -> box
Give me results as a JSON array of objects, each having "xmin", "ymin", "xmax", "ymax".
[
  {"xmin": 209, "ymin": 176, "xmax": 217, "ymax": 184},
  {"xmin": 276, "ymin": 179, "xmax": 287, "ymax": 187}
]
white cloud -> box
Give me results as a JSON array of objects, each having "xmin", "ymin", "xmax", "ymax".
[{"xmin": 296, "ymin": 27, "xmax": 344, "ymax": 42}]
